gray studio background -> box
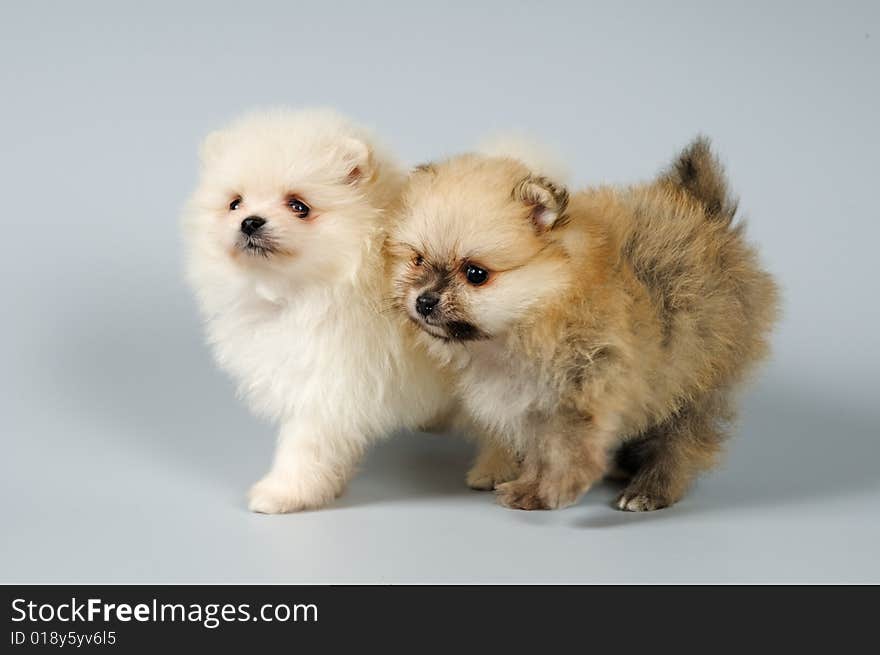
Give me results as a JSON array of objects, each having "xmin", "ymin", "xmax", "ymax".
[{"xmin": 1, "ymin": 1, "xmax": 877, "ymax": 583}]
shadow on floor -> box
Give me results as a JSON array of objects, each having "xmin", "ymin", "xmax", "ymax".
[{"xmin": 333, "ymin": 432, "xmax": 477, "ymax": 509}]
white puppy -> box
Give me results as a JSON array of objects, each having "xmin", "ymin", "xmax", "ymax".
[{"xmin": 183, "ymin": 109, "xmax": 452, "ymax": 513}]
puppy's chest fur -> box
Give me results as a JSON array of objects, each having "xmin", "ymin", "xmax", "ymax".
[
  {"xmin": 456, "ymin": 340, "xmax": 560, "ymax": 450},
  {"xmin": 207, "ymin": 278, "xmax": 443, "ymax": 434}
]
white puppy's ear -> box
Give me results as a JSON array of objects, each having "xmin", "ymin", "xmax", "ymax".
[
  {"xmin": 199, "ymin": 130, "xmax": 226, "ymax": 167},
  {"xmin": 337, "ymin": 136, "xmax": 373, "ymax": 184},
  {"xmin": 514, "ymin": 175, "xmax": 570, "ymax": 232}
]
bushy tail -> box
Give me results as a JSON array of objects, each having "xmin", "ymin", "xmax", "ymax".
[{"xmin": 659, "ymin": 136, "xmax": 737, "ymax": 223}]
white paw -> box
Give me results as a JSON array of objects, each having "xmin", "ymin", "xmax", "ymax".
[{"xmin": 247, "ymin": 474, "xmax": 337, "ymax": 514}]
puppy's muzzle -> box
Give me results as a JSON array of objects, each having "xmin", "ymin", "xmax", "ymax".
[{"xmin": 240, "ymin": 216, "xmax": 266, "ymax": 236}]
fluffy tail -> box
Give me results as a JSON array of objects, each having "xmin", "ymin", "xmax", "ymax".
[{"xmin": 659, "ymin": 136, "xmax": 737, "ymax": 222}]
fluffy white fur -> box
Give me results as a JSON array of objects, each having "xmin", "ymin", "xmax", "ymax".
[{"xmin": 183, "ymin": 108, "xmax": 452, "ymax": 513}]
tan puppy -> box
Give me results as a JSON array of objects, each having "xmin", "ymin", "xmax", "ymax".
[{"xmin": 390, "ymin": 138, "xmax": 779, "ymax": 511}]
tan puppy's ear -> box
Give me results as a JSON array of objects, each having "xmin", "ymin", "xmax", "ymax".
[
  {"xmin": 199, "ymin": 130, "xmax": 226, "ymax": 167},
  {"xmin": 514, "ymin": 175, "xmax": 569, "ymax": 232},
  {"xmin": 338, "ymin": 137, "xmax": 373, "ymax": 184}
]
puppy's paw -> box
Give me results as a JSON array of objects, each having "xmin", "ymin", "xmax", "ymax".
[
  {"xmin": 496, "ymin": 472, "xmax": 591, "ymax": 510},
  {"xmin": 247, "ymin": 474, "xmax": 337, "ymax": 514},
  {"xmin": 466, "ymin": 450, "xmax": 520, "ymax": 491},
  {"xmin": 495, "ymin": 478, "xmax": 547, "ymax": 510},
  {"xmin": 466, "ymin": 469, "xmax": 507, "ymax": 491},
  {"xmin": 615, "ymin": 491, "xmax": 670, "ymax": 512}
]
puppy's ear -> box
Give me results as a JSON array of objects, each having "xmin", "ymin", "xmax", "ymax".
[
  {"xmin": 199, "ymin": 131, "xmax": 226, "ymax": 167},
  {"xmin": 514, "ymin": 175, "xmax": 569, "ymax": 232},
  {"xmin": 337, "ymin": 137, "xmax": 373, "ymax": 184}
]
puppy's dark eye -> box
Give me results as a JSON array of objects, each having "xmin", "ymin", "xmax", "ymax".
[
  {"xmin": 229, "ymin": 197, "xmax": 242, "ymax": 211},
  {"xmin": 413, "ymin": 254, "xmax": 424, "ymax": 266},
  {"xmin": 287, "ymin": 198, "xmax": 310, "ymax": 219},
  {"xmin": 465, "ymin": 264, "xmax": 489, "ymax": 286}
]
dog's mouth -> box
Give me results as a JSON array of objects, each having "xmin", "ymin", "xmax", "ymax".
[
  {"xmin": 406, "ymin": 311, "xmax": 488, "ymax": 343},
  {"xmin": 237, "ymin": 235, "xmax": 278, "ymax": 257},
  {"xmin": 407, "ymin": 313, "xmax": 449, "ymax": 339}
]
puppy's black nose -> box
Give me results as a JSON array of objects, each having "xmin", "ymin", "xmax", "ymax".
[
  {"xmin": 241, "ymin": 216, "xmax": 266, "ymax": 236},
  {"xmin": 416, "ymin": 292, "xmax": 440, "ymax": 317}
]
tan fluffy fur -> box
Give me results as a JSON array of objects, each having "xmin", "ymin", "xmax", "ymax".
[{"xmin": 390, "ymin": 138, "xmax": 779, "ymax": 511}]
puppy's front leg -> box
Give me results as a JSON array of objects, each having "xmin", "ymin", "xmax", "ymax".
[
  {"xmin": 248, "ymin": 419, "xmax": 363, "ymax": 514},
  {"xmin": 466, "ymin": 438, "xmax": 521, "ymax": 491},
  {"xmin": 496, "ymin": 413, "xmax": 614, "ymax": 510}
]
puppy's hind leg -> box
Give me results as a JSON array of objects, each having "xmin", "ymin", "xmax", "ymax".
[
  {"xmin": 616, "ymin": 396, "xmax": 729, "ymax": 512},
  {"xmin": 248, "ymin": 419, "xmax": 365, "ymax": 514}
]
